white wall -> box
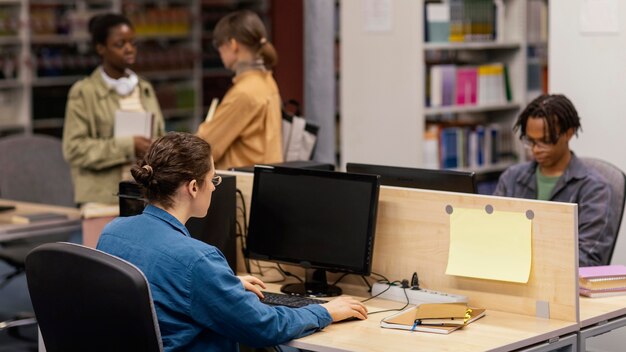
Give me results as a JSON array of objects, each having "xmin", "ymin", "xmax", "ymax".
[{"xmin": 550, "ymin": 1, "xmax": 626, "ymax": 351}]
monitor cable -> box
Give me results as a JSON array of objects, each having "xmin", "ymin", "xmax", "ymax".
[
  {"xmin": 361, "ymin": 279, "xmax": 411, "ymax": 316},
  {"xmin": 235, "ymin": 189, "xmax": 250, "ymax": 273}
]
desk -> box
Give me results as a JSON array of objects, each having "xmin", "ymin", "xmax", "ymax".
[
  {"xmin": 226, "ymin": 170, "xmax": 582, "ymax": 351},
  {"xmin": 578, "ymin": 295, "xmax": 626, "ymax": 351},
  {"xmin": 0, "ymin": 199, "xmax": 81, "ymax": 242},
  {"xmin": 256, "ymin": 282, "xmax": 579, "ymax": 352}
]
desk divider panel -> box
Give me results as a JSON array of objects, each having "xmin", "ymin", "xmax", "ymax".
[{"xmin": 223, "ymin": 171, "xmax": 579, "ymax": 323}]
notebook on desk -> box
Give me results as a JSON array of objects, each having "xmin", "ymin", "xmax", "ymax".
[
  {"xmin": 579, "ymin": 265, "xmax": 626, "ymax": 297},
  {"xmin": 381, "ymin": 303, "xmax": 486, "ymax": 334}
]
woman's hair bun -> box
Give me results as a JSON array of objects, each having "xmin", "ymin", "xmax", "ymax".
[{"xmin": 131, "ymin": 164, "xmax": 155, "ymax": 187}]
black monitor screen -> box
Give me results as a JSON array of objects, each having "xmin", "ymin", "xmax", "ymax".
[
  {"xmin": 246, "ymin": 166, "xmax": 380, "ymax": 297},
  {"xmin": 346, "ymin": 162, "xmax": 476, "ymax": 194}
]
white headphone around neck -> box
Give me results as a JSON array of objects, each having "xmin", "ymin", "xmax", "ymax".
[{"xmin": 114, "ymin": 73, "xmax": 139, "ymax": 96}]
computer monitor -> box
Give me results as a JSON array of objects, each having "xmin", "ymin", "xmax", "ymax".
[
  {"xmin": 246, "ymin": 166, "xmax": 380, "ymax": 297},
  {"xmin": 231, "ymin": 160, "xmax": 335, "ymax": 173},
  {"xmin": 346, "ymin": 162, "xmax": 477, "ymax": 194}
]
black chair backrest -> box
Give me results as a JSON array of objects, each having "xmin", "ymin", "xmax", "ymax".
[
  {"xmin": 25, "ymin": 242, "xmax": 163, "ymax": 352},
  {"xmin": 581, "ymin": 157, "xmax": 626, "ymax": 264}
]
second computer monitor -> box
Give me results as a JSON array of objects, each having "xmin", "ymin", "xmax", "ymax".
[
  {"xmin": 346, "ymin": 162, "xmax": 477, "ymax": 194},
  {"xmin": 246, "ymin": 166, "xmax": 380, "ymax": 297}
]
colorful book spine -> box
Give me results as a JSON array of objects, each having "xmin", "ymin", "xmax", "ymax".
[{"xmin": 455, "ymin": 67, "xmax": 478, "ymax": 105}]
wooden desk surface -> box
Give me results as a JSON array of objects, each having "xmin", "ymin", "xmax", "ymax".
[
  {"xmin": 258, "ymin": 282, "xmax": 578, "ymax": 352},
  {"xmin": 0, "ymin": 199, "xmax": 81, "ymax": 242},
  {"xmin": 579, "ymin": 295, "xmax": 626, "ymax": 328}
]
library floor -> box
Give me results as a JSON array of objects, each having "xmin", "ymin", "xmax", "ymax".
[{"xmin": 0, "ymin": 324, "xmax": 37, "ymax": 352}]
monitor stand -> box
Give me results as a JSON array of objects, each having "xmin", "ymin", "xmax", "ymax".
[{"xmin": 280, "ymin": 268, "xmax": 342, "ymax": 297}]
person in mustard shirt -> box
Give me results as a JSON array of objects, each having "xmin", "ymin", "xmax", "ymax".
[
  {"xmin": 62, "ymin": 13, "xmax": 165, "ymax": 205},
  {"xmin": 197, "ymin": 10, "xmax": 283, "ymax": 170}
]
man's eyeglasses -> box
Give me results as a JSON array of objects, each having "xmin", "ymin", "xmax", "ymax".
[
  {"xmin": 211, "ymin": 175, "xmax": 222, "ymax": 187},
  {"xmin": 521, "ymin": 135, "xmax": 559, "ymax": 150}
]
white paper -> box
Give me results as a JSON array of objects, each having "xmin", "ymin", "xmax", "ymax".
[
  {"xmin": 363, "ymin": 0, "xmax": 392, "ymax": 32},
  {"xmin": 114, "ymin": 110, "xmax": 153, "ymax": 139},
  {"xmin": 580, "ymin": 0, "xmax": 620, "ymax": 34}
]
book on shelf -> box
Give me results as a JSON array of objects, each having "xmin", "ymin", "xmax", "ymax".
[
  {"xmin": 428, "ymin": 63, "xmax": 510, "ymax": 109},
  {"xmin": 425, "ymin": 2, "xmax": 450, "ymax": 43},
  {"xmin": 579, "ymin": 265, "xmax": 626, "ymax": 297},
  {"xmin": 11, "ymin": 212, "xmax": 68, "ymax": 224},
  {"xmin": 455, "ymin": 67, "xmax": 478, "ymax": 105},
  {"xmin": 445, "ymin": 0, "xmax": 498, "ymax": 43},
  {"xmin": 381, "ymin": 303, "xmax": 486, "ymax": 334},
  {"xmin": 425, "ymin": 123, "xmax": 503, "ymax": 170}
]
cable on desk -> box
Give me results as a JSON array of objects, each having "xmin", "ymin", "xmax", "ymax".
[
  {"xmin": 234, "ymin": 221, "xmax": 250, "ymax": 274},
  {"xmin": 331, "ymin": 272, "xmax": 350, "ymax": 286},
  {"xmin": 360, "ymin": 275, "xmax": 372, "ymax": 292},
  {"xmin": 235, "ymin": 188, "xmax": 251, "ymax": 273},
  {"xmin": 276, "ymin": 263, "xmax": 304, "ymax": 283},
  {"xmin": 367, "ymin": 283, "xmax": 411, "ymax": 315},
  {"xmin": 370, "ymin": 271, "xmax": 391, "ymax": 284},
  {"xmin": 236, "ymin": 189, "xmax": 248, "ymax": 234}
]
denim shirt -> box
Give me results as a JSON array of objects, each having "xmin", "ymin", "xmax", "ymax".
[
  {"xmin": 494, "ymin": 153, "xmax": 614, "ymax": 266},
  {"xmin": 97, "ymin": 205, "xmax": 332, "ymax": 352}
]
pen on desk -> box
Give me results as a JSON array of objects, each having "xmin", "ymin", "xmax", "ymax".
[{"xmin": 411, "ymin": 319, "xmax": 420, "ymax": 331}]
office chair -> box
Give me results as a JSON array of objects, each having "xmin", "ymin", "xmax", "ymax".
[
  {"xmin": 582, "ymin": 157, "xmax": 626, "ymax": 264},
  {"xmin": 0, "ymin": 134, "xmax": 75, "ymax": 339},
  {"xmin": 0, "ymin": 134, "xmax": 75, "ymax": 287},
  {"xmin": 25, "ymin": 242, "xmax": 163, "ymax": 352}
]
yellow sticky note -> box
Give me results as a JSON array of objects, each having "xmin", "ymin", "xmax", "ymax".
[{"xmin": 446, "ymin": 208, "xmax": 532, "ymax": 283}]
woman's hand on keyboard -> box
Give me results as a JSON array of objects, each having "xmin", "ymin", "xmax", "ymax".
[
  {"xmin": 322, "ymin": 296, "xmax": 368, "ymax": 322},
  {"xmin": 238, "ymin": 275, "xmax": 267, "ymax": 299}
]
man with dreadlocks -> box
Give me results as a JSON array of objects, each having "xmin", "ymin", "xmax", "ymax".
[{"xmin": 494, "ymin": 94, "xmax": 614, "ymax": 267}]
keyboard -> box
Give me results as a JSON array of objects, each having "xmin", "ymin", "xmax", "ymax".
[{"xmin": 260, "ymin": 291, "xmax": 326, "ymax": 308}]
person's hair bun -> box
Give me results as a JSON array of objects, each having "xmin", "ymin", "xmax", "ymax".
[{"xmin": 131, "ymin": 164, "xmax": 155, "ymax": 187}]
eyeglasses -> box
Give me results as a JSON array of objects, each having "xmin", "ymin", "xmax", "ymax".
[
  {"xmin": 520, "ymin": 135, "xmax": 559, "ymax": 150},
  {"xmin": 211, "ymin": 175, "xmax": 222, "ymax": 187}
]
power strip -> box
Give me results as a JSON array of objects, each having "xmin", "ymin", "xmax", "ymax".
[{"xmin": 371, "ymin": 283, "xmax": 468, "ymax": 305}]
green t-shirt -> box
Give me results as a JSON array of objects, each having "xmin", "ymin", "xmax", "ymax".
[{"xmin": 536, "ymin": 168, "xmax": 561, "ymax": 201}]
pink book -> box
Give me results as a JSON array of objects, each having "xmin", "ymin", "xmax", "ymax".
[
  {"xmin": 579, "ymin": 265, "xmax": 626, "ymax": 280},
  {"xmin": 455, "ymin": 67, "xmax": 478, "ymax": 105},
  {"xmin": 579, "ymin": 265, "xmax": 626, "ymax": 294}
]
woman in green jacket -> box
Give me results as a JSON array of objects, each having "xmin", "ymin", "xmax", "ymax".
[{"xmin": 62, "ymin": 13, "xmax": 165, "ymax": 205}]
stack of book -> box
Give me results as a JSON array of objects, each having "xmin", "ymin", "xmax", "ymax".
[
  {"xmin": 381, "ymin": 302, "xmax": 485, "ymax": 334},
  {"xmin": 579, "ymin": 265, "xmax": 626, "ymax": 298}
]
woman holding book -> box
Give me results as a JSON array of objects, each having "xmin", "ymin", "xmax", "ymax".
[
  {"xmin": 62, "ymin": 13, "xmax": 165, "ymax": 205},
  {"xmin": 97, "ymin": 132, "xmax": 367, "ymax": 351},
  {"xmin": 196, "ymin": 10, "xmax": 283, "ymax": 170}
]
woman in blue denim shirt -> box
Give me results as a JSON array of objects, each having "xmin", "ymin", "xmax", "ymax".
[{"xmin": 97, "ymin": 132, "xmax": 367, "ymax": 352}]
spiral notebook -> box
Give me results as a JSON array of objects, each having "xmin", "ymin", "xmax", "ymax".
[{"xmin": 579, "ymin": 265, "xmax": 626, "ymax": 297}]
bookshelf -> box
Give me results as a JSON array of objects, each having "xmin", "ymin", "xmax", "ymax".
[
  {"xmin": 0, "ymin": 0, "xmax": 28, "ymax": 136},
  {"xmin": 0, "ymin": 0, "xmax": 204, "ymax": 137},
  {"xmin": 200, "ymin": 0, "xmax": 271, "ymax": 120},
  {"xmin": 340, "ymin": 0, "xmax": 544, "ymax": 179}
]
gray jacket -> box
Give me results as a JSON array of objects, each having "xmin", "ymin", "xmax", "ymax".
[{"xmin": 494, "ymin": 153, "xmax": 614, "ymax": 266}]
